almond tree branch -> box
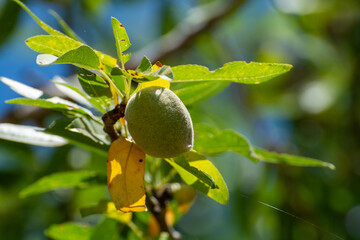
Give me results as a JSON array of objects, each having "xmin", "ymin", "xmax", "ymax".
[
  {"xmin": 146, "ymin": 185, "xmax": 181, "ymax": 240},
  {"xmin": 127, "ymin": 0, "xmax": 246, "ymax": 68},
  {"xmin": 102, "ymin": 103, "xmax": 126, "ymax": 142}
]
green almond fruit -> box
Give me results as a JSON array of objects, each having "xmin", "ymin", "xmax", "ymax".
[{"xmin": 125, "ymin": 86, "xmax": 194, "ymax": 158}]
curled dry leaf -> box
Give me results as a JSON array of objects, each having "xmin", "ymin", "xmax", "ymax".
[{"xmin": 107, "ymin": 137, "xmax": 146, "ymax": 212}]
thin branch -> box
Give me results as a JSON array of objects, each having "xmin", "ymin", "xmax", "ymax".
[
  {"xmin": 127, "ymin": 0, "xmax": 246, "ymax": 68},
  {"xmin": 146, "ymin": 185, "xmax": 181, "ymax": 240},
  {"xmin": 102, "ymin": 103, "xmax": 126, "ymax": 142}
]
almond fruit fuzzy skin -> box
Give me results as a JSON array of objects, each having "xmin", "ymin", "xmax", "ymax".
[{"xmin": 125, "ymin": 87, "xmax": 194, "ymax": 158}]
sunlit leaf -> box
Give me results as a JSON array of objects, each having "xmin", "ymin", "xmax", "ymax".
[
  {"xmin": 68, "ymin": 117, "xmax": 110, "ymax": 145},
  {"xmin": 133, "ymin": 66, "xmax": 173, "ymax": 83},
  {"xmin": 171, "ymin": 81, "xmax": 229, "ymax": 105},
  {"xmin": 45, "ymin": 118, "xmax": 108, "ymax": 156},
  {"xmin": 124, "ymin": 70, "xmax": 149, "ymax": 81},
  {"xmin": 26, "ymin": 35, "xmax": 117, "ymax": 68},
  {"xmin": 37, "ymin": 46, "xmax": 100, "ymax": 70},
  {"xmin": 172, "ymin": 61, "xmax": 292, "ymax": 84},
  {"xmin": 110, "ymin": 67, "xmax": 126, "ymax": 94},
  {"xmin": 16, "ymin": 0, "xmax": 117, "ymax": 68},
  {"xmin": 26, "ymin": 35, "xmax": 82, "ymax": 57},
  {"xmin": 107, "ymin": 137, "xmax": 146, "ymax": 212},
  {"xmin": 255, "ymin": 148, "xmax": 336, "ymax": 170},
  {"xmin": 139, "ymin": 62, "xmax": 171, "ymax": 90},
  {"xmin": 165, "ymin": 155, "xmax": 218, "ymax": 189},
  {"xmin": 136, "ymin": 56, "xmax": 152, "ymax": 74},
  {"xmin": 78, "ymin": 68, "xmax": 113, "ymax": 110},
  {"xmin": 0, "ymin": 77, "xmax": 45, "ymax": 99},
  {"xmin": 14, "ymin": 0, "xmax": 64, "ymax": 37},
  {"xmin": 6, "ymin": 97, "xmax": 97, "ymax": 121},
  {"xmin": 194, "ymin": 125, "xmax": 258, "ymax": 162},
  {"xmin": 45, "ymin": 222, "xmax": 93, "ymax": 240},
  {"xmin": 19, "ymin": 170, "xmax": 104, "ymax": 198},
  {"xmin": 0, "ymin": 123, "xmax": 67, "ymax": 147},
  {"xmin": 165, "ymin": 150, "xmax": 228, "ymax": 205},
  {"xmin": 111, "ymin": 17, "xmax": 131, "ymax": 66}
]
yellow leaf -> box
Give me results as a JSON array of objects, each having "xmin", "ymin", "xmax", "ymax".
[
  {"xmin": 107, "ymin": 137, "xmax": 146, "ymax": 212},
  {"xmin": 139, "ymin": 61, "xmax": 170, "ymax": 90},
  {"xmin": 103, "ymin": 201, "xmax": 133, "ymax": 223}
]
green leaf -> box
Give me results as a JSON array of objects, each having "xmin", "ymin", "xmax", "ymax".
[
  {"xmin": 97, "ymin": 52, "xmax": 118, "ymax": 69},
  {"xmin": 110, "ymin": 67, "xmax": 126, "ymax": 94},
  {"xmin": 19, "ymin": 170, "xmax": 104, "ymax": 198},
  {"xmin": 165, "ymin": 150, "xmax": 228, "ymax": 205},
  {"xmin": 255, "ymin": 148, "xmax": 336, "ymax": 170},
  {"xmin": 171, "ymin": 81, "xmax": 229, "ymax": 105},
  {"xmin": 0, "ymin": 77, "xmax": 45, "ymax": 99},
  {"xmin": 194, "ymin": 125, "xmax": 258, "ymax": 162},
  {"xmin": 136, "ymin": 56, "xmax": 152, "ymax": 74},
  {"xmin": 45, "ymin": 222, "xmax": 93, "ymax": 240},
  {"xmin": 130, "ymin": 66, "xmax": 173, "ymax": 83},
  {"xmin": 13, "ymin": 0, "xmax": 65, "ymax": 37},
  {"xmin": 49, "ymin": 10, "xmax": 83, "ymax": 42},
  {"xmin": 26, "ymin": 35, "xmax": 82, "ymax": 57},
  {"xmin": 45, "ymin": 118, "xmax": 108, "ymax": 156},
  {"xmin": 37, "ymin": 46, "xmax": 100, "ymax": 70},
  {"xmin": 91, "ymin": 218, "xmax": 120, "ymax": 240},
  {"xmin": 68, "ymin": 117, "xmax": 110, "ymax": 146},
  {"xmin": 78, "ymin": 69, "xmax": 111, "ymax": 96},
  {"xmin": 6, "ymin": 97, "xmax": 97, "ymax": 121},
  {"xmin": 0, "ymin": 123, "xmax": 67, "ymax": 147},
  {"xmin": 111, "ymin": 17, "xmax": 131, "ymax": 65},
  {"xmin": 26, "ymin": 35, "xmax": 117, "ymax": 68},
  {"xmin": 16, "ymin": 0, "xmax": 117, "ymax": 68},
  {"xmin": 166, "ymin": 156, "xmax": 218, "ymax": 189},
  {"xmin": 80, "ymin": 200, "xmax": 132, "ymax": 224},
  {"xmin": 78, "ymin": 68, "xmax": 113, "ymax": 110},
  {"xmin": 172, "ymin": 61, "xmax": 292, "ymax": 84}
]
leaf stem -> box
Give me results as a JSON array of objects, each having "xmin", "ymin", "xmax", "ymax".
[
  {"xmin": 99, "ymin": 70, "xmax": 124, "ymax": 101},
  {"xmin": 128, "ymin": 221, "xmax": 144, "ymax": 239},
  {"xmin": 124, "ymin": 78, "xmax": 132, "ymax": 104},
  {"xmin": 132, "ymin": 82, "xmax": 142, "ymax": 96},
  {"xmin": 121, "ymin": 59, "xmax": 125, "ymax": 71}
]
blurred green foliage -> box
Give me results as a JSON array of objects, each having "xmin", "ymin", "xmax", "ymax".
[{"xmin": 0, "ymin": 0, "xmax": 359, "ymax": 239}]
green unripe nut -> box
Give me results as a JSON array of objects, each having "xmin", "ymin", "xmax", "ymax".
[{"xmin": 125, "ymin": 86, "xmax": 194, "ymax": 158}]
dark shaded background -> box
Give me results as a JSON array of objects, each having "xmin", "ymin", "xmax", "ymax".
[{"xmin": 0, "ymin": 0, "xmax": 359, "ymax": 239}]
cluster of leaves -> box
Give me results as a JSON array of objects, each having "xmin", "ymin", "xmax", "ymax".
[{"xmin": 0, "ymin": 1, "xmax": 335, "ymax": 239}]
